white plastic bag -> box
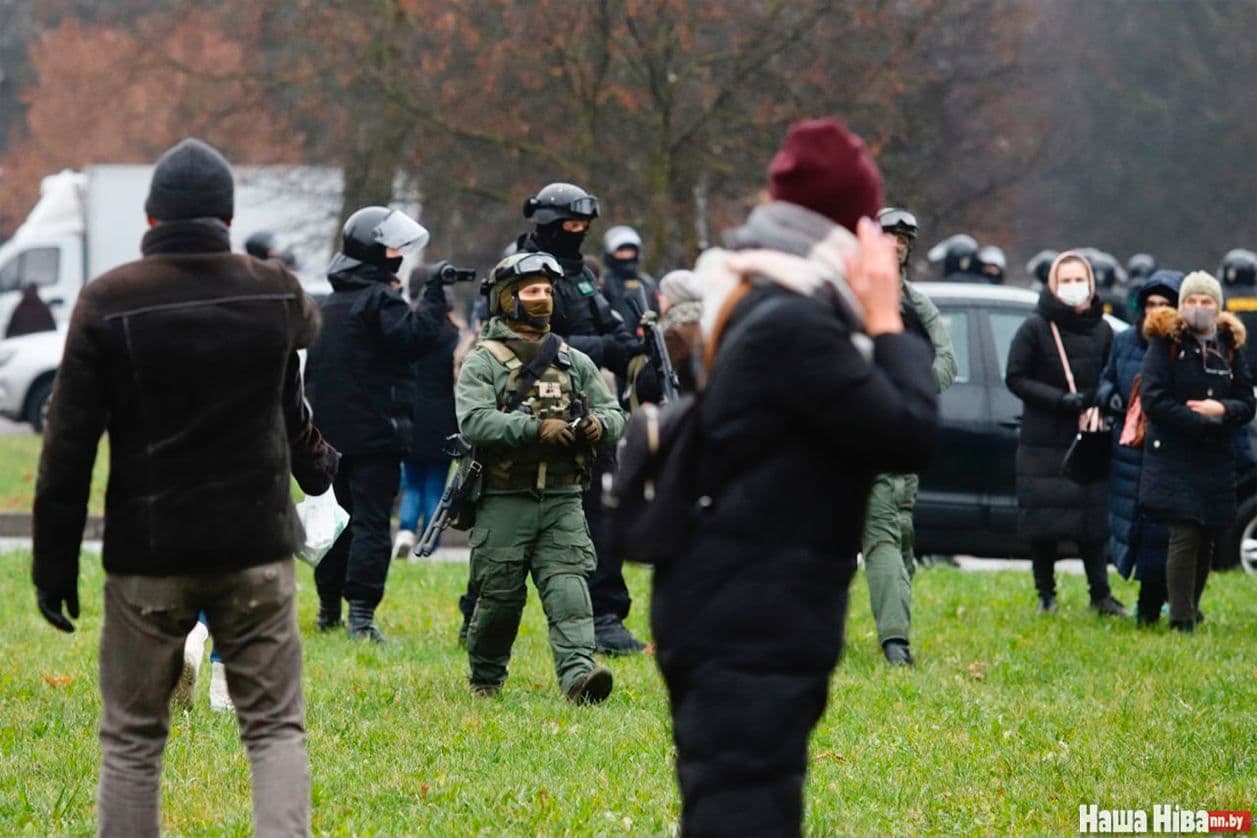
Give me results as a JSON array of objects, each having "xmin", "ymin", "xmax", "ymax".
[{"xmin": 295, "ymin": 489, "xmax": 349, "ymax": 568}]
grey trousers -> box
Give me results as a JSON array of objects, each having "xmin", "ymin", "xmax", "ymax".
[{"xmin": 98, "ymin": 559, "xmax": 309, "ymax": 838}]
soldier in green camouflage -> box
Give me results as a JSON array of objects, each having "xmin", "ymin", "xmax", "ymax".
[
  {"xmin": 863, "ymin": 208, "xmax": 959, "ymax": 666},
  {"xmin": 456, "ymin": 251, "xmax": 626, "ymax": 702}
]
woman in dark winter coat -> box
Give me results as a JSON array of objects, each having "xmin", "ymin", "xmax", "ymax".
[
  {"xmin": 1138, "ymin": 271, "xmax": 1255, "ymax": 632},
  {"xmin": 1097, "ymin": 270, "xmax": 1182, "ymax": 624},
  {"xmin": 651, "ymin": 119, "xmax": 938, "ymax": 837},
  {"xmin": 1005, "ymin": 250, "xmax": 1126, "ymax": 616}
]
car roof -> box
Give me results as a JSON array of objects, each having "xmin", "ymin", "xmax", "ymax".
[
  {"xmin": 914, "ymin": 281, "xmax": 1039, "ymax": 304},
  {"xmin": 916, "ymin": 281, "xmax": 1130, "ymax": 332}
]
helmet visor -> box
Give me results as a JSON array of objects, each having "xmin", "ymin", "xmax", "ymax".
[
  {"xmin": 567, "ymin": 195, "xmax": 600, "ymax": 219},
  {"xmin": 878, "ymin": 208, "xmax": 918, "ymax": 235},
  {"xmin": 373, "ymin": 211, "xmax": 430, "ymax": 252},
  {"xmin": 510, "ymin": 252, "xmax": 564, "ymax": 281}
]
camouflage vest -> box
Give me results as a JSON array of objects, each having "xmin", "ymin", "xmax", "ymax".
[{"xmin": 479, "ymin": 337, "xmax": 589, "ymax": 492}]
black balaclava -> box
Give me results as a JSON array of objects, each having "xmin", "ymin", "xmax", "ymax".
[
  {"xmin": 604, "ymin": 246, "xmax": 640, "ymax": 279},
  {"xmin": 534, "ymin": 220, "xmax": 586, "ymax": 261}
]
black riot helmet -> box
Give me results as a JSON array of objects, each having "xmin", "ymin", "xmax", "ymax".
[
  {"xmin": 1026, "ymin": 250, "xmax": 1058, "ymax": 286},
  {"xmin": 1079, "ymin": 247, "xmax": 1123, "ymax": 290},
  {"xmin": 328, "ymin": 206, "xmax": 429, "ymax": 276},
  {"xmin": 877, "ymin": 207, "xmax": 918, "ymax": 240},
  {"xmin": 927, "ymin": 234, "xmax": 980, "ymax": 276},
  {"xmin": 523, "ymin": 183, "xmax": 600, "ymax": 226},
  {"xmin": 1219, "ymin": 249, "xmax": 1257, "ymax": 288},
  {"xmin": 978, "ymin": 245, "xmax": 1007, "ymax": 285},
  {"xmin": 1126, "ymin": 253, "xmax": 1157, "ymax": 282},
  {"xmin": 245, "ymin": 231, "xmax": 278, "ymax": 259}
]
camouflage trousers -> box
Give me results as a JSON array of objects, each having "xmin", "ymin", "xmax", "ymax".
[
  {"xmin": 466, "ymin": 492, "xmax": 598, "ymax": 694},
  {"xmin": 862, "ymin": 472, "xmax": 918, "ymax": 645}
]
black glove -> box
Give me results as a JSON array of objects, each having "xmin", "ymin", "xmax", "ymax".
[
  {"xmin": 36, "ymin": 586, "xmax": 79, "ymax": 633},
  {"xmin": 601, "ymin": 336, "xmax": 646, "ymax": 373},
  {"xmin": 1059, "ymin": 391, "xmax": 1086, "ymax": 413}
]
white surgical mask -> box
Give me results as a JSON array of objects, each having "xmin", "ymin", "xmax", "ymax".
[{"xmin": 1056, "ymin": 282, "xmax": 1091, "ymax": 307}]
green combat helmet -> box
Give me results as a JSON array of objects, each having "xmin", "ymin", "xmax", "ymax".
[{"xmin": 481, "ymin": 251, "xmax": 565, "ymax": 319}]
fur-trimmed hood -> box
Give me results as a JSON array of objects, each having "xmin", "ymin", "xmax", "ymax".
[{"xmin": 1143, "ymin": 306, "xmax": 1247, "ymax": 349}]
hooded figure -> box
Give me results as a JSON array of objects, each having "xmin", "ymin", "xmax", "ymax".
[
  {"xmin": 1138, "ymin": 270, "xmax": 1255, "ymax": 631},
  {"xmin": 1005, "ymin": 250, "xmax": 1125, "ymax": 616},
  {"xmin": 1096, "ymin": 270, "xmax": 1182, "ymax": 623}
]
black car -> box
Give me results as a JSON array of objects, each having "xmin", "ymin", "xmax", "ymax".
[{"xmin": 915, "ymin": 282, "xmax": 1257, "ymax": 573}]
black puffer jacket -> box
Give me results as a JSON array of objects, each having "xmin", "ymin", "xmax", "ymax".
[
  {"xmin": 33, "ymin": 219, "xmax": 337, "ymax": 586},
  {"xmin": 1005, "ymin": 291, "xmax": 1113, "ymax": 541},
  {"xmin": 304, "ymin": 263, "xmax": 448, "ymax": 456},
  {"xmin": 1138, "ymin": 308, "xmax": 1255, "ymax": 528}
]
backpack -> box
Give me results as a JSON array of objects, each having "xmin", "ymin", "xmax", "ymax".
[{"xmin": 606, "ymin": 295, "xmax": 791, "ymax": 566}]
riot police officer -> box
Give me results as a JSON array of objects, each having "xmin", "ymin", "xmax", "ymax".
[
  {"xmin": 1220, "ymin": 248, "xmax": 1257, "ymax": 368},
  {"xmin": 245, "ymin": 230, "xmax": 297, "ymax": 268},
  {"xmin": 304, "ymin": 206, "xmax": 450, "ymax": 641},
  {"xmin": 458, "ymin": 183, "xmax": 647, "ymax": 655},
  {"xmin": 863, "ymin": 207, "xmax": 959, "ymax": 664},
  {"xmin": 1081, "ymin": 247, "xmax": 1128, "ymax": 321},
  {"xmin": 1026, "ymin": 249, "xmax": 1058, "ymax": 289},
  {"xmin": 928, "ymin": 233, "xmax": 982, "ymax": 282},
  {"xmin": 978, "ymin": 245, "xmax": 1007, "ymax": 285},
  {"xmin": 600, "ymin": 224, "xmax": 659, "ymax": 327},
  {"xmin": 456, "ymin": 251, "xmax": 626, "ymax": 701}
]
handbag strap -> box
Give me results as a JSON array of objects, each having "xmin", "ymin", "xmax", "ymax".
[{"xmin": 1048, "ymin": 322, "xmax": 1077, "ymax": 394}]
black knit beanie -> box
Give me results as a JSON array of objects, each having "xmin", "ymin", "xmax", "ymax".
[{"xmin": 144, "ymin": 138, "xmax": 234, "ymax": 222}]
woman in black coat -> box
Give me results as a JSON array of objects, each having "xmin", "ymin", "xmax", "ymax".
[
  {"xmin": 1005, "ymin": 251, "xmax": 1126, "ymax": 616},
  {"xmin": 1138, "ymin": 271, "xmax": 1255, "ymax": 632}
]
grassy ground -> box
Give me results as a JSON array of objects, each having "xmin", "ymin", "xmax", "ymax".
[{"xmin": 1, "ymin": 549, "xmax": 1253, "ymax": 836}]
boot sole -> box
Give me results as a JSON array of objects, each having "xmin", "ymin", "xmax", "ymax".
[{"xmin": 569, "ymin": 668, "xmax": 614, "ymax": 704}]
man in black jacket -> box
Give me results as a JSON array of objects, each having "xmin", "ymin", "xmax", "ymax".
[
  {"xmin": 32, "ymin": 137, "xmax": 339, "ymax": 837},
  {"xmin": 304, "ymin": 206, "xmax": 449, "ymax": 641},
  {"xmin": 651, "ymin": 119, "xmax": 939, "ymax": 836}
]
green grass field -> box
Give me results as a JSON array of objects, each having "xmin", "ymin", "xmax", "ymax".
[{"xmin": 2, "ymin": 549, "xmax": 1254, "ymax": 836}]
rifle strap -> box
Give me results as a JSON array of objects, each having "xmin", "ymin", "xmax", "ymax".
[{"xmin": 482, "ymin": 332, "xmax": 564, "ymax": 412}]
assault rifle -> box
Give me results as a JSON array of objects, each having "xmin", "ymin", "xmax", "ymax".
[
  {"xmin": 414, "ymin": 434, "xmax": 482, "ymax": 558},
  {"xmin": 640, "ymin": 311, "xmax": 680, "ymax": 404}
]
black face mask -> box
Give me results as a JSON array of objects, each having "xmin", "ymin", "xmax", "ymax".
[
  {"xmin": 604, "ymin": 254, "xmax": 639, "ymax": 278},
  {"xmin": 535, "ymin": 222, "xmax": 586, "ymax": 259},
  {"xmin": 382, "ymin": 255, "xmax": 403, "ymax": 275}
]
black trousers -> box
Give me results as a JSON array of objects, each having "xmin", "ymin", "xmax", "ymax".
[
  {"xmin": 652, "ymin": 536, "xmax": 856, "ymax": 837},
  {"xmin": 459, "ymin": 457, "xmax": 633, "ymax": 623},
  {"xmin": 315, "ymin": 452, "xmax": 401, "ymax": 608},
  {"xmin": 1030, "ymin": 539, "xmax": 1111, "ymax": 602},
  {"xmin": 1166, "ymin": 523, "xmax": 1215, "ymax": 625}
]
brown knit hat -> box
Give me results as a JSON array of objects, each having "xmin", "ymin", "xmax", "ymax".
[{"xmin": 768, "ymin": 118, "xmax": 883, "ymax": 234}]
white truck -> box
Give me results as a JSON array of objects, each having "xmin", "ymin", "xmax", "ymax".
[{"xmin": 0, "ymin": 164, "xmax": 346, "ymax": 431}]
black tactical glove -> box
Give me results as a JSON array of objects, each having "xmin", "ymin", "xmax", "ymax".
[
  {"xmin": 36, "ymin": 585, "xmax": 79, "ymax": 633},
  {"xmin": 1059, "ymin": 391, "xmax": 1086, "ymax": 413},
  {"xmin": 600, "ymin": 336, "xmax": 647, "ymax": 373}
]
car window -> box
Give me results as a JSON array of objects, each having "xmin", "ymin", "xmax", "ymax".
[
  {"xmin": 0, "ymin": 248, "xmax": 60, "ymax": 292},
  {"xmin": 21, "ymin": 248, "xmax": 60, "ymax": 288},
  {"xmin": 936, "ymin": 309, "xmax": 970, "ymax": 384},
  {"xmin": 0, "ymin": 256, "xmax": 19, "ymax": 293},
  {"xmin": 990, "ymin": 310, "xmax": 1028, "ymax": 379}
]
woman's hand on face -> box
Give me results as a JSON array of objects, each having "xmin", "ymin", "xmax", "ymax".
[
  {"xmin": 846, "ymin": 217, "xmax": 903, "ymax": 336},
  {"xmin": 1187, "ymin": 399, "xmax": 1226, "ymax": 418}
]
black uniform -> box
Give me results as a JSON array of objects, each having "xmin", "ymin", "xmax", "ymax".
[{"xmin": 305, "ymin": 262, "xmax": 448, "ymax": 612}]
